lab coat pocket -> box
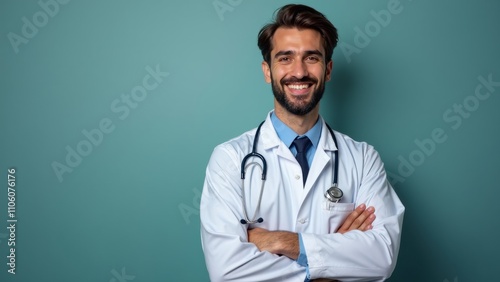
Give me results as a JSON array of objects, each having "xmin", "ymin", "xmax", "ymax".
[{"xmin": 321, "ymin": 202, "xmax": 355, "ymax": 233}]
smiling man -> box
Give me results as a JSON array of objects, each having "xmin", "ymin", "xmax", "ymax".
[
  {"xmin": 264, "ymin": 27, "xmax": 330, "ymax": 133},
  {"xmin": 200, "ymin": 4, "xmax": 404, "ymax": 282}
]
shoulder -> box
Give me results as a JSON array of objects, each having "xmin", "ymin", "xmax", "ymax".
[
  {"xmin": 215, "ymin": 127, "xmax": 257, "ymax": 154},
  {"xmin": 331, "ymin": 129, "xmax": 373, "ymax": 152},
  {"xmin": 330, "ymin": 129, "xmax": 381, "ymax": 162},
  {"xmin": 208, "ymin": 127, "xmax": 258, "ymax": 167}
]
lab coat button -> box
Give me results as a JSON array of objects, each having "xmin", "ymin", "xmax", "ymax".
[
  {"xmin": 298, "ymin": 218, "xmax": 307, "ymax": 224},
  {"xmin": 295, "ymin": 175, "xmax": 300, "ymax": 180}
]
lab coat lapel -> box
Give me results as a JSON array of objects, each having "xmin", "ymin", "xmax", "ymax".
[
  {"xmin": 260, "ymin": 115, "xmax": 339, "ymax": 203},
  {"xmin": 260, "ymin": 113, "xmax": 296, "ymax": 162},
  {"xmin": 303, "ymin": 120, "xmax": 338, "ymax": 194}
]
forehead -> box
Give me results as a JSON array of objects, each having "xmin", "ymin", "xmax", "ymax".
[{"xmin": 271, "ymin": 27, "xmax": 324, "ymax": 56}]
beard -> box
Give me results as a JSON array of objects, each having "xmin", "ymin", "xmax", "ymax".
[{"xmin": 271, "ymin": 74, "xmax": 326, "ymax": 116}]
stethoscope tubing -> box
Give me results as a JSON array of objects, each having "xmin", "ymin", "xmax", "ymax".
[
  {"xmin": 324, "ymin": 123, "xmax": 339, "ymax": 185},
  {"xmin": 240, "ymin": 121, "xmax": 267, "ymax": 180},
  {"xmin": 239, "ymin": 120, "xmax": 340, "ymax": 224}
]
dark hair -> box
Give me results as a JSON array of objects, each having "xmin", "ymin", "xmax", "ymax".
[{"xmin": 257, "ymin": 4, "xmax": 338, "ymax": 65}]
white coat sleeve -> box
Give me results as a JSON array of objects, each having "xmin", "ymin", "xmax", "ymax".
[
  {"xmin": 200, "ymin": 144, "xmax": 307, "ymax": 282},
  {"xmin": 302, "ymin": 145, "xmax": 405, "ymax": 282}
]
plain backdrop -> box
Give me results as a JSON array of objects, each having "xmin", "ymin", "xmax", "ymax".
[{"xmin": 1, "ymin": 0, "xmax": 499, "ymax": 281}]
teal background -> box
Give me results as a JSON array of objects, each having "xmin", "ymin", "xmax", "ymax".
[{"xmin": 1, "ymin": 0, "xmax": 499, "ymax": 281}]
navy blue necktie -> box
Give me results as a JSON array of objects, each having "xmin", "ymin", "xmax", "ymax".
[{"xmin": 292, "ymin": 137, "xmax": 312, "ymax": 185}]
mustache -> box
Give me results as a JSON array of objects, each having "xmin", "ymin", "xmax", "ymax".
[{"xmin": 280, "ymin": 76, "xmax": 318, "ymax": 85}]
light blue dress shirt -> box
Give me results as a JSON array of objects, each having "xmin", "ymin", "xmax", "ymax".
[{"xmin": 270, "ymin": 112, "xmax": 322, "ymax": 167}]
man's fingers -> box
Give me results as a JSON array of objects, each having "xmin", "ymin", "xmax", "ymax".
[
  {"xmin": 339, "ymin": 204, "xmax": 366, "ymax": 232},
  {"xmin": 351, "ymin": 206, "xmax": 375, "ymax": 230},
  {"xmin": 336, "ymin": 204, "xmax": 375, "ymax": 234},
  {"xmin": 358, "ymin": 213, "xmax": 376, "ymax": 231}
]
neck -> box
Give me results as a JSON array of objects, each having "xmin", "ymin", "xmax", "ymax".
[{"xmin": 274, "ymin": 102, "xmax": 319, "ymax": 135}]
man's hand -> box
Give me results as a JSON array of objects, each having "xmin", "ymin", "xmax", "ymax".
[
  {"xmin": 336, "ymin": 204, "xmax": 375, "ymax": 234},
  {"xmin": 247, "ymin": 228, "xmax": 299, "ymax": 260}
]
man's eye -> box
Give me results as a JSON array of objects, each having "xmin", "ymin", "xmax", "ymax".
[
  {"xmin": 278, "ymin": 57, "xmax": 291, "ymax": 63},
  {"xmin": 306, "ymin": 56, "xmax": 320, "ymax": 62}
]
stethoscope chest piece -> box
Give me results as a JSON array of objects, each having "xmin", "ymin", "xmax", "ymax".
[{"xmin": 325, "ymin": 184, "xmax": 343, "ymax": 203}]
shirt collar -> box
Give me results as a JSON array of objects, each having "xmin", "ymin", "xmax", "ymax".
[{"xmin": 270, "ymin": 111, "xmax": 322, "ymax": 149}]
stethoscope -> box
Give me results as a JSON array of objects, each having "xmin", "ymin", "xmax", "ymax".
[{"xmin": 240, "ymin": 121, "xmax": 343, "ymax": 224}]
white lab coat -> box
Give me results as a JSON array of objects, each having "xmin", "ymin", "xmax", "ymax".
[{"xmin": 200, "ymin": 113, "xmax": 404, "ymax": 282}]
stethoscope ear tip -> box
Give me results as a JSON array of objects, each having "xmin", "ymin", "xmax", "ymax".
[{"xmin": 239, "ymin": 218, "xmax": 264, "ymax": 224}]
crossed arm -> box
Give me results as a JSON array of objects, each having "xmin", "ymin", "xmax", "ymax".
[
  {"xmin": 247, "ymin": 204, "xmax": 376, "ymax": 259},
  {"xmin": 247, "ymin": 204, "xmax": 376, "ymax": 282}
]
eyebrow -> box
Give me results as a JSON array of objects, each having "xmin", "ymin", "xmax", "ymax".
[{"xmin": 274, "ymin": 50, "xmax": 324, "ymax": 59}]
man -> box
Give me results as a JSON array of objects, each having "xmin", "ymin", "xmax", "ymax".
[{"xmin": 200, "ymin": 4, "xmax": 404, "ymax": 282}]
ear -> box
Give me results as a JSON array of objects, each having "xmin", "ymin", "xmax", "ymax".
[
  {"xmin": 325, "ymin": 60, "xmax": 333, "ymax": 82},
  {"xmin": 261, "ymin": 61, "xmax": 272, "ymax": 83}
]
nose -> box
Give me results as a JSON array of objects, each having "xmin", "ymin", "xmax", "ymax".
[{"xmin": 291, "ymin": 60, "xmax": 308, "ymax": 79}]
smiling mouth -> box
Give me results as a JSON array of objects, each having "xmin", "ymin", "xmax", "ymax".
[
  {"xmin": 285, "ymin": 83, "xmax": 313, "ymax": 94},
  {"xmin": 287, "ymin": 83, "xmax": 311, "ymax": 90}
]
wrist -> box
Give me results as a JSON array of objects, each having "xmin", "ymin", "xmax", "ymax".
[{"xmin": 274, "ymin": 231, "xmax": 299, "ymax": 259}]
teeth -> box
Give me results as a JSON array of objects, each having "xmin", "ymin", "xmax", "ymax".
[{"xmin": 287, "ymin": 84, "xmax": 309, "ymax": 90}]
